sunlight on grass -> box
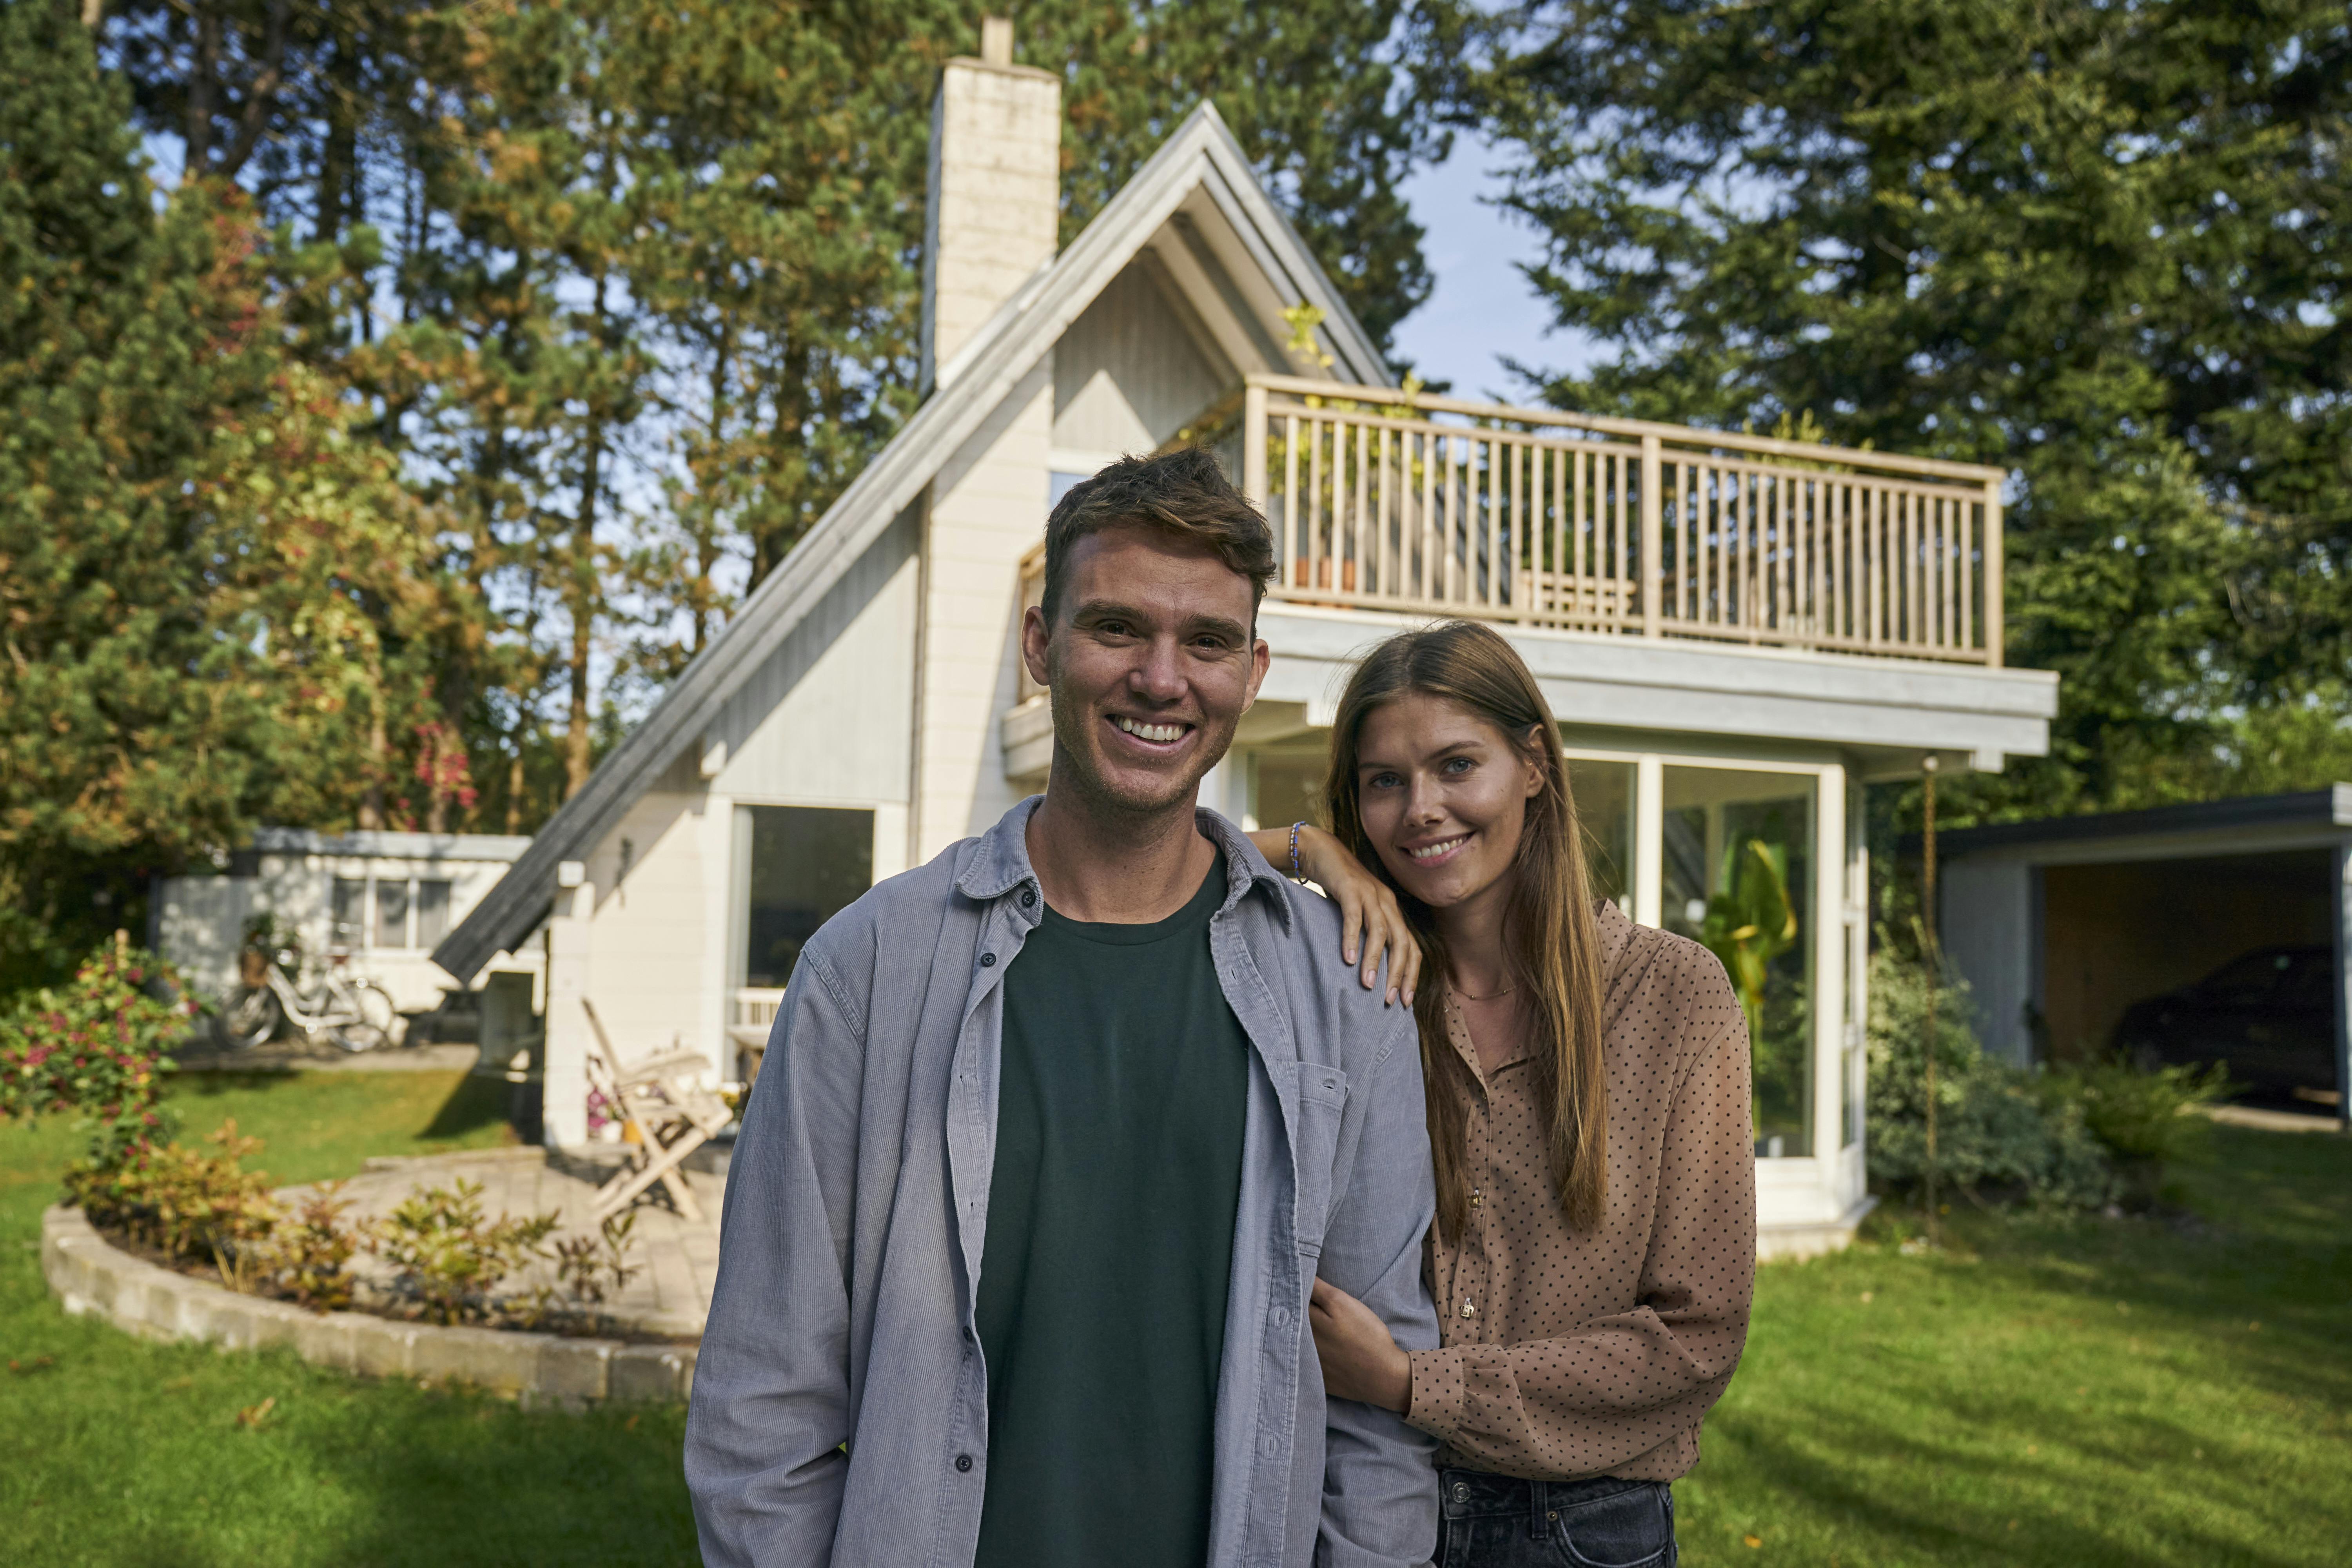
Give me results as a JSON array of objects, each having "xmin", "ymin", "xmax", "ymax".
[{"xmin": 1677, "ymin": 1128, "xmax": 2352, "ymax": 1568}]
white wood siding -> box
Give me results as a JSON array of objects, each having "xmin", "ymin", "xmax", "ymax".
[
  {"xmin": 915, "ymin": 356, "xmax": 1056, "ymax": 858},
  {"xmin": 580, "ymin": 791, "xmax": 715, "ymax": 1067},
  {"xmin": 1052, "ymin": 258, "xmax": 1233, "ymax": 462},
  {"xmin": 711, "ymin": 510, "xmax": 920, "ymax": 808}
]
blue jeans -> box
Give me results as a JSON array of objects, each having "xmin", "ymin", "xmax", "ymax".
[{"xmin": 1436, "ymin": 1469, "xmax": 1678, "ymax": 1568}]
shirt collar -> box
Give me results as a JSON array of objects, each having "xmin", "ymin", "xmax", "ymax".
[{"xmin": 956, "ymin": 793, "xmax": 1295, "ymax": 930}]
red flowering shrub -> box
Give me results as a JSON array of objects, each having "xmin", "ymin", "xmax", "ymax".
[{"xmin": 0, "ymin": 941, "xmax": 198, "ymax": 1166}]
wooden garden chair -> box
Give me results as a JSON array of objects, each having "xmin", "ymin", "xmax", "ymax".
[{"xmin": 579, "ymin": 999, "xmax": 732, "ymax": 1224}]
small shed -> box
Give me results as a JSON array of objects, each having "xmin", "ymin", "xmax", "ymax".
[
  {"xmin": 152, "ymin": 828, "xmax": 538, "ymax": 1016},
  {"xmin": 1936, "ymin": 786, "xmax": 2351, "ymax": 1118}
]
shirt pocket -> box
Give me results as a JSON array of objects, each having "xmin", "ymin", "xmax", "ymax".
[{"xmin": 1290, "ymin": 1062, "xmax": 1350, "ymax": 1258}]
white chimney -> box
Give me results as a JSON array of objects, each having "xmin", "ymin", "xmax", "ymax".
[{"xmin": 919, "ymin": 17, "xmax": 1062, "ymax": 392}]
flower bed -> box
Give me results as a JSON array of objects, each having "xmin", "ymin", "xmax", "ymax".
[{"xmin": 39, "ymin": 1159, "xmax": 699, "ymax": 1409}]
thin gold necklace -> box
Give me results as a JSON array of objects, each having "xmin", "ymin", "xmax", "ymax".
[{"xmin": 1452, "ymin": 979, "xmax": 1516, "ymax": 1002}]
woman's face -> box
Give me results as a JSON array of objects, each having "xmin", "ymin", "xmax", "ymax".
[{"xmin": 1351, "ymin": 692, "xmax": 1545, "ymax": 912}]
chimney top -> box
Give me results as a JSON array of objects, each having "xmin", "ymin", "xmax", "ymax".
[{"xmin": 980, "ymin": 16, "xmax": 1013, "ymax": 66}]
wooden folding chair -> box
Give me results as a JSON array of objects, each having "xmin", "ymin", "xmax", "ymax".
[{"xmin": 579, "ymin": 999, "xmax": 732, "ymax": 1223}]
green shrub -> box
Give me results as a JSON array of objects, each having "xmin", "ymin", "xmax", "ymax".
[
  {"xmin": 1867, "ymin": 942, "xmax": 2118, "ymax": 1209},
  {"xmin": 365, "ymin": 1177, "xmax": 560, "ymax": 1326},
  {"xmin": 254, "ymin": 1184, "xmax": 359, "ymax": 1312},
  {"xmin": 64, "ymin": 1119, "xmax": 277, "ymax": 1265},
  {"xmin": 553, "ymin": 1212, "xmax": 644, "ymax": 1308},
  {"xmin": 2045, "ymin": 1054, "xmax": 2233, "ymax": 1206},
  {"xmin": 0, "ymin": 940, "xmax": 198, "ymax": 1165}
]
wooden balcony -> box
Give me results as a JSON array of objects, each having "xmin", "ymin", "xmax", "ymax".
[{"xmin": 1238, "ymin": 374, "xmax": 2006, "ymax": 665}]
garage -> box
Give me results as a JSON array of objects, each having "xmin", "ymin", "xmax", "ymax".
[{"xmin": 1934, "ymin": 786, "xmax": 2350, "ymax": 1123}]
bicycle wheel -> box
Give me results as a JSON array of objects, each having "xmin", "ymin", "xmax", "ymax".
[
  {"xmin": 221, "ymin": 986, "xmax": 284, "ymax": 1049},
  {"xmin": 327, "ymin": 981, "xmax": 399, "ymax": 1053}
]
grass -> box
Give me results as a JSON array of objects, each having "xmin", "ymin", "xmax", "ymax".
[
  {"xmin": 1, "ymin": 1070, "xmax": 699, "ymax": 1568},
  {"xmin": 5, "ymin": 1074, "xmax": 2346, "ymax": 1567},
  {"xmin": 1678, "ymin": 1126, "xmax": 2352, "ymax": 1567}
]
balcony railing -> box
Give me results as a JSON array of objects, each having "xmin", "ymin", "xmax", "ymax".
[{"xmin": 1238, "ymin": 374, "xmax": 2005, "ymax": 664}]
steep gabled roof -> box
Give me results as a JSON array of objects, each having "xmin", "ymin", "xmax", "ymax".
[{"xmin": 434, "ymin": 101, "xmax": 1390, "ymax": 981}]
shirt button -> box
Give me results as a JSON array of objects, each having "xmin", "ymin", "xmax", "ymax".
[
  {"xmin": 1258, "ymin": 1436, "xmax": 1278, "ymax": 1458},
  {"xmin": 1460, "ymin": 1299, "xmax": 1476, "ymax": 1318},
  {"xmin": 1270, "ymin": 1306, "xmax": 1289, "ymax": 1327},
  {"xmin": 1469, "ymin": 1190, "xmax": 1482, "ymax": 1207},
  {"xmin": 978, "ymin": 952, "xmax": 996, "ymax": 967},
  {"xmin": 955, "ymin": 1454, "xmax": 974, "ymax": 1473},
  {"xmin": 1021, "ymin": 889, "xmax": 1037, "ymax": 908}
]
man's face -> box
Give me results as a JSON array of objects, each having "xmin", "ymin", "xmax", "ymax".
[{"xmin": 1022, "ymin": 523, "xmax": 1271, "ymax": 819}]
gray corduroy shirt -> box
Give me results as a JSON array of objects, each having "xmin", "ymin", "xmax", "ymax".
[{"xmin": 684, "ymin": 798, "xmax": 1441, "ymax": 1568}]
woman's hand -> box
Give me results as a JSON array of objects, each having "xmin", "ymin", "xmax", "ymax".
[
  {"xmin": 1250, "ymin": 823, "xmax": 1423, "ymax": 1005},
  {"xmin": 1309, "ymin": 1278, "xmax": 1412, "ymax": 1414}
]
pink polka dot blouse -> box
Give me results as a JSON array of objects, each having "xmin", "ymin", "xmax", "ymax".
[{"xmin": 1405, "ymin": 900, "xmax": 1757, "ymax": 1482}]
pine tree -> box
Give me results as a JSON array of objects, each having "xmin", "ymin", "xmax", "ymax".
[
  {"xmin": 0, "ymin": 1, "xmax": 439, "ymax": 987},
  {"xmin": 1477, "ymin": 0, "xmax": 2352, "ymax": 813}
]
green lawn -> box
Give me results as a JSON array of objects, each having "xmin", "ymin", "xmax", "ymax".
[
  {"xmin": 5, "ymin": 1073, "xmax": 2345, "ymax": 1567},
  {"xmin": 1, "ymin": 1071, "xmax": 700, "ymax": 1568},
  {"xmin": 1680, "ymin": 1127, "xmax": 2352, "ymax": 1567}
]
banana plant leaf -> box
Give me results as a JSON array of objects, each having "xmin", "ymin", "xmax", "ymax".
[{"xmin": 1697, "ymin": 838, "xmax": 1799, "ymax": 1048}]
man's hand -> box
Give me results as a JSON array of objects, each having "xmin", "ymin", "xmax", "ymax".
[{"xmin": 1310, "ymin": 1277, "xmax": 1412, "ymax": 1414}]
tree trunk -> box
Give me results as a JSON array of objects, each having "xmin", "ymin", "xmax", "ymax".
[
  {"xmin": 359, "ymin": 708, "xmax": 388, "ymax": 829},
  {"xmin": 506, "ymin": 744, "xmax": 526, "ymax": 835},
  {"xmin": 564, "ymin": 271, "xmax": 609, "ymax": 800},
  {"xmin": 187, "ymin": 5, "xmax": 220, "ymax": 171}
]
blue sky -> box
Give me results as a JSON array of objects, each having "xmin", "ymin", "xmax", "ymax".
[{"xmin": 1386, "ymin": 136, "xmax": 1602, "ymax": 400}]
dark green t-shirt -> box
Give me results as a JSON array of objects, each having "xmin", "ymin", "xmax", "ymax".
[{"xmin": 972, "ymin": 859, "xmax": 1250, "ymax": 1568}]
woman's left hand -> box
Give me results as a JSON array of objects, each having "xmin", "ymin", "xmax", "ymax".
[{"xmin": 1309, "ymin": 1277, "xmax": 1412, "ymax": 1414}]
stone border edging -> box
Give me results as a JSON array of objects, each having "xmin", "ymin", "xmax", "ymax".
[{"xmin": 39, "ymin": 1204, "xmax": 696, "ymax": 1409}]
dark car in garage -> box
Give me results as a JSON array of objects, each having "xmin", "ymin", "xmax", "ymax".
[{"xmin": 2113, "ymin": 946, "xmax": 2340, "ymax": 1108}]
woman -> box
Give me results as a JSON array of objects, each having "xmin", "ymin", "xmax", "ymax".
[{"xmin": 1261, "ymin": 621, "xmax": 1756, "ymax": 1568}]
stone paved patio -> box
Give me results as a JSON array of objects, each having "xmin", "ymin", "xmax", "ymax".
[{"xmin": 303, "ymin": 1145, "xmax": 726, "ymax": 1338}]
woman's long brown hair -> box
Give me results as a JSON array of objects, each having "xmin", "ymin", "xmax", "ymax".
[{"xmin": 1322, "ymin": 621, "xmax": 1609, "ymax": 1241}]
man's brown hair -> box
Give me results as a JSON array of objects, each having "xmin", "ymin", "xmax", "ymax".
[{"xmin": 1040, "ymin": 448, "xmax": 1277, "ymax": 628}]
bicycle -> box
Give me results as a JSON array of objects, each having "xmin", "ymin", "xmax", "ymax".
[{"xmin": 221, "ymin": 945, "xmax": 399, "ymax": 1053}]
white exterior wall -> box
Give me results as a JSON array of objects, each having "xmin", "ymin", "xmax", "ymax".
[
  {"xmin": 1051, "ymin": 258, "xmax": 1232, "ymax": 466},
  {"xmin": 914, "ymin": 362, "xmax": 1057, "ymax": 858},
  {"xmin": 711, "ymin": 521, "xmax": 920, "ymax": 808},
  {"xmin": 578, "ymin": 790, "xmax": 714, "ymax": 1072}
]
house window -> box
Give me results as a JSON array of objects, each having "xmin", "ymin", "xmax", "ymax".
[
  {"xmin": 331, "ymin": 878, "xmax": 368, "ymax": 949},
  {"xmin": 375, "ymin": 878, "xmax": 411, "ymax": 949},
  {"xmin": 1567, "ymin": 757, "xmax": 1637, "ymax": 914},
  {"xmin": 417, "ymin": 880, "xmax": 452, "ymax": 947},
  {"xmin": 744, "ymin": 806, "xmax": 875, "ymax": 989},
  {"xmin": 1661, "ymin": 766, "xmax": 1818, "ymax": 1159}
]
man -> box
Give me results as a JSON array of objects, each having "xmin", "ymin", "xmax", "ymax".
[{"xmin": 686, "ymin": 447, "xmax": 1439, "ymax": 1567}]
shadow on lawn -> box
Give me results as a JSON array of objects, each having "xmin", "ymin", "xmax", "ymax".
[
  {"xmin": 309, "ymin": 1387, "xmax": 701, "ymax": 1568},
  {"xmin": 1703, "ymin": 1398, "xmax": 2313, "ymax": 1568},
  {"xmin": 417, "ymin": 1073, "xmax": 512, "ymax": 1142}
]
